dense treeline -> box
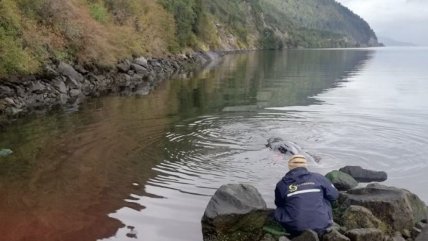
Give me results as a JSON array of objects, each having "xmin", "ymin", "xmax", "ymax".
[{"xmin": 0, "ymin": 0, "xmax": 378, "ymax": 76}]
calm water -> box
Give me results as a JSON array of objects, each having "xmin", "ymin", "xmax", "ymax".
[{"xmin": 1, "ymin": 48, "xmax": 428, "ymax": 241}]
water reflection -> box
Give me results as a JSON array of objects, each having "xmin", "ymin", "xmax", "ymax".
[{"xmin": 0, "ymin": 50, "xmax": 372, "ymax": 241}]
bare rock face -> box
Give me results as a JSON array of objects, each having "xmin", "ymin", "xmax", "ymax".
[
  {"xmin": 337, "ymin": 184, "xmax": 428, "ymax": 233},
  {"xmin": 201, "ymin": 184, "xmax": 271, "ymax": 241}
]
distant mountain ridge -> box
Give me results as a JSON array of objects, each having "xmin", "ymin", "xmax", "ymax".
[
  {"xmin": 378, "ymin": 36, "xmax": 416, "ymax": 46},
  {"xmin": 259, "ymin": 0, "xmax": 379, "ymax": 47},
  {"xmin": 0, "ymin": 0, "xmax": 380, "ymax": 76}
]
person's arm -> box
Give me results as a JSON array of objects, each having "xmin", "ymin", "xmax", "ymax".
[
  {"xmin": 275, "ymin": 182, "xmax": 286, "ymax": 207},
  {"xmin": 320, "ymin": 175, "xmax": 339, "ymax": 202}
]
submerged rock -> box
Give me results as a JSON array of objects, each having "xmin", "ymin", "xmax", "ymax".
[
  {"xmin": 0, "ymin": 149, "xmax": 13, "ymax": 157},
  {"xmin": 325, "ymin": 171, "xmax": 358, "ymax": 191},
  {"xmin": 202, "ymin": 184, "xmax": 271, "ymax": 241},
  {"xmin": 339, "ymin": 166, "xmax": 387, "ymax": 183},
  {"xmin": 337, "ymin": 183, "xmax": 428, "ymax": 232}
]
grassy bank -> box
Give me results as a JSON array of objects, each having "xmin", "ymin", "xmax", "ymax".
[{"xmin": 0, "ymin": 0, "xmax": 379, "ymax": 77}]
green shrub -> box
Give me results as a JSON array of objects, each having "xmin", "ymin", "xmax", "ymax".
[
  {"xmin": 160, "ymin": 0, "xmax": 202, "ymax": 47},
  {"xmin": 0, "ymin": 27, "xmax": 38, "ymax": 76},
  {"xmin": 89, "ymin": 2, "xmax": 109, "ymax": 23}
]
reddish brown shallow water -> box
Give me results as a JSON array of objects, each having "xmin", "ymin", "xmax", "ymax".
[{"xmin": 1, "ymin": 48, "xmax": 427, "ymax": 241}]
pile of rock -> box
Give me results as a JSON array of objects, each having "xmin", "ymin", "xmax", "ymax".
[
  {"xmin": 201, "ymin": 169, "xmax": 428, "ymax": 241},
  {"xmin": 326, "ymin": 166, "xmax": 388, "ymax": 191},
  {"xmin": 0, "ymin": 51, "xmax": 220, "ymax": 125}
]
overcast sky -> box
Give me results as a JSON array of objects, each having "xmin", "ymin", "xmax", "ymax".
[{"xmin": 336, "ymin": 0, "xmax": 428, "ymax": 45}]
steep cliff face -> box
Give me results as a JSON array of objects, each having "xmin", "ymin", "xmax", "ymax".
[
  {"xmin": 260, "ymin": 0, "xmax": 379, "ymax": 47},
  {"xmin": 0, "ymin": 0, "xmax": 379, "ymax": 77},
  {"xmin": 203, "ymin": 0, "xmax": 380, "ymax": 50}
]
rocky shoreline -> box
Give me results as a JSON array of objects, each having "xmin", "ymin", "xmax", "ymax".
[
  {"xmin": 201, "ymin": 167, "xmax": 428, "ymax": 241},
  {"xmin": 0, "ymin": 51, "xmax": 228, "ymax": 128}
]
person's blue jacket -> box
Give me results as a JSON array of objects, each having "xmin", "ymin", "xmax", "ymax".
[{"xmin": 274, "ymin": 167, "xmax": 339, "ymax": 233}]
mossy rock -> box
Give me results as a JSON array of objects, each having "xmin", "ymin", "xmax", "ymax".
[
  {"xmin": 340, "ymin": 205, "xmax": 387, "ymax": 233},
  {"xmin": 325, "ymin": 170, "xmax": 358, "ymax": 191}
]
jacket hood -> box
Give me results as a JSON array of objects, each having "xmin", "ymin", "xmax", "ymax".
[{"xmin": 282, "ymin": 167, "xmax": 310, "ymax": 183}]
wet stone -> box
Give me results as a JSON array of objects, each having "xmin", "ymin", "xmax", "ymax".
[
  {"xmin": 322, "ymin": 230, "xmax": 350, "ymax": 241},
  {"xmin": 345, "ymin": 228, "xmax": 383, "ymax": 241},
  {"xmin": 339, "ymin": 166, "xmax": 387, "ymax": 183},
  {"xmin": 292, "ymin": 230, "xmax": 319, "ymax": 241}
]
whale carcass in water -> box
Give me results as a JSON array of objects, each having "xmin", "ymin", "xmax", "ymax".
[{"xmin": 266, "ymin": 137, "xmax": 318, "ymax": 163}]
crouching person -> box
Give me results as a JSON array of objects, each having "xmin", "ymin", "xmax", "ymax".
[{"xmin": 274, "ymin": 155, "xmax": 339, "ymax": 238}]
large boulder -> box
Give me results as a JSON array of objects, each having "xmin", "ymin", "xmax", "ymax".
[
  {"xmin": 339, "ymin": 166, "xmax": 387, "ymax": 183},
  {"xmin": 339, "ymin": 205, "xmax": 386, "ymax": 231},
  {"xmin": 345, "ymin": 228, "xmax": 383, "ymax": 241},
  {"xmin": 326, "ymin": 171, "xmax": 358, "ymax": 191},
  {"xmin": 337, "ymin": 184, "xmax": 428, "ymax": 233},
  {"xmin": 202, "ymin": 184, "xmax": 271, "ymax": 241}
]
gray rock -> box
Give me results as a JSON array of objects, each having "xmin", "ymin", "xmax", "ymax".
[
  {"xmin": 279, "ymin": 236, "xmax": 291, "ymax": 241},
  {"xmin": 292, "ymin": 230, "xmax": 319, "ymax": 241},
  {"xmin": 65, "ymin": 77, "xmax": 81, "ymax": 89},
  {"xmin": 322, "ymin": 230, "xmax": 350, "ymax": 241},
  {"xmin": 131, "ymin": 64, "xmax": 148, "ymax": 75},
  {"xmin": 0, "ymin": 149, "xmax": 13, "ymax": 157},
  {"xmin": 69, "ymin": 89, "xmax": 81, "ymax": 97},
  {"xmin": 15, "ymin": 86, "xmax": 25, "ymax": 97},
  {"xmin": 117, "ymin": 60, "xmax": 131, "ymax": 73},
  {"xmin": 51, "ymin": 78, "xmax": 68, "ymax": 94},
  {"xmin": 411, "ymin": 227, "xmax": 421, "ymax": 239},
  {"xmin": 387, "ymin": 232, "xmax": 406, "ymax": 241},
  {"xmin": 203, "ymin": 184, "xmax": 267, "ymax": 219},
  {"xmin": 4, "ymin": 97, "xmax": 15, "ymax": 105},
  {"xmin": 6, "ymin": 107, "xmax": 23, "ymax": 115},
  {"xmin": 339, "ymin": 166, "xmax": 387, "ymax": 183},
  {"xmin": 42, "ymin": 65, "xmax": 59, "ymax": 78},
  {"xmin": 415, "ymin": 224, "xmax": 428, "ymax": 241},
  {"xmin": 260, "ymin": 233, "xmax": 277, "ymax": 241},
  {"xmin": 337, "ymin": 184, "xmax": 428, "ymax": 233},
  {"xmin": 415, "ymin": 222, "xmax": 426, "ymax": 230},
  {"xmin": 402, "ymin": 229, "xmax": 411, "ymax": 239},
  {"xmin": 201, "ymin": 184, "xmax": 270, "ymax": 241},
  {"xmin": 58, "ymin": 93, "xmax": 69, "ymax": 104},
  {"xmin": 74, "ymin": 64, "xmax": 88, "ymax": 74},
  {"xmin": 0, "ymin": 85, "xmax": 14, "ymax": 98},
  {"xmin": 340, "ymin": 205, "xmax": 386, "ymax": 231},
  {"xmin": 57, "ymin": 62, "xmax": 84, "ymax": 83},
  {"xmin": 29, "ymin": 81, "xmax": 46, "ymax": 94},
  {"xmin": 345, "ymin": 228, "xmax": 383, "ymax": 241},
  {"xmin": 134, "ymin": 57, "xmax": 148, "ymax": 67},
  {"xmin": 326, "ymin": 171, "xmax": 358, "ymax": 191}
]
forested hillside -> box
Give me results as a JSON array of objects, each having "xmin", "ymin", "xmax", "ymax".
[{"xmin": 0, "ymin": 0, "xmax": 379, "ymax": 76}]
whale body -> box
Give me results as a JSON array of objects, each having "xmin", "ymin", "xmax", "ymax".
[{"xmin": 266, "ymin": 137, "xmax": 318, "ymax": 163}]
